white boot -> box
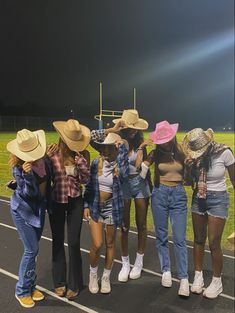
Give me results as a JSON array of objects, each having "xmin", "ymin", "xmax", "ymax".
[
  {"xmin": 161, "ymin": 271, "xmax": 172, "ymax": 287},
  {"xmin": 89, "ymin": 266, "xmax": 99, "ymax": 294},
  {"xmin": 100, "ymin": 268, "xmax": 111, "ymax": 294},
  {"xmin": 118, "ymin": 256, "xmax": 130, "ymax": 282},
  {"xmin": 101, "ymin": 275, "xmax": 111, "ymax": 294},
  {"xmin": 203, "ymin": 276, "xmax": 223, "ymax": 299},
  {"xmin": 178, "ymin": 278, "xmax": 190, "ymax": 297},
  {"xmin": 191, "ymin": 271, "xmax": 204, "ymax": 294},
  {"xmin": 129, "ymin": 253, "xmax": 143, "ymax": 280}
]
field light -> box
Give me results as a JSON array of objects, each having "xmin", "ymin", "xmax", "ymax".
[{"xmin": 133, "ymin": 29, "xmax": 234, "ymax": 84}]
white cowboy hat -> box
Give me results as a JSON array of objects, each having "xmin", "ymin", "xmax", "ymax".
[
  {"xmin": 112, "ymin": 109, "xmax": 148, "ymax": 130},
  {"xmin": 6, "ymin": 129, "xmax": 46, "ymax": 162},
  {"xmin": 53, "ymin": 119, "xmax": 91, "ymax": 152},
  {"xmin": 93, "ymin": 133, "xmax": 129, "ymax": 151},
  {"xmin": 95, "ymin": 133, "xmax": 122, "ymax": 145},
  {"xmin": 182, "ymin": 128, "xmax": 214, "ymax": 159}
]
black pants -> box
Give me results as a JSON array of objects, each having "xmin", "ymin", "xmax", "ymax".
[{"xmin": 49, "ymin": 196, "xmax": 84, "ymax": 291}]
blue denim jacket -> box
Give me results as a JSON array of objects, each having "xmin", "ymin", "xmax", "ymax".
[
  {"xmin": 84, "ymin": 143, "xmax": 129, "ymax": 227},
  {"xmin": 10, "ymin": 166, "xmax": 47, "ymax": 228}
]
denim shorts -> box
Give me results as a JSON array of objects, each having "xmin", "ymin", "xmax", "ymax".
[
  {"xmin": 192, "ymin": 190, "xmax": 229, "ymax": 219},
  {"xmin": 97, "ymin": 198, "xmax": 114, "ymax": 225},
  {"xmin": 122, "ymin": 175, "xmax": 151, "ymax": 200}
]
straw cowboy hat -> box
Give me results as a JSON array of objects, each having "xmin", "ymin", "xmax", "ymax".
[
  {"xmin": 227, "ymin": 232, "xmax": 235, "ymax": 245},
  {"xmin": 150, "ymin": 120, "xmax": 179, "ymax": 145},
  {"xmin": 93, "ymin": 133, "xmax": 129, "ymax": 150},
  {"xmin": 112, "ymin": 109, "xmax": 149, "ymax": 130},
  {"xmin": 182, "ymin": 128, "xmax": 214, "ymax": 159},
  {"xmin": 53, "ymin": 119, "xmax": 91, "ymax": 152},
  {"xmin": 6, "ymin": 129, "xmax": 46, "ymax": 162}
]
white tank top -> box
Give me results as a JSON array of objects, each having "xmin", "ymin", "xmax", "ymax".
[
  {"xmin": 128, "ymin": 150, "xmax": 138, "ymax": 175},
  {"xmin": 98, "ymin": 160, "xmax": 117, "ymax": 193}
]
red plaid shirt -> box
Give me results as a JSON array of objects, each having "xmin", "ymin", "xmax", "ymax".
[{"xmin": 50, "ymin": 152, "xmax": 90, "ymax": 203}]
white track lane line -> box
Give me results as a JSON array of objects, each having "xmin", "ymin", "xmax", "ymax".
[
  {"xmin": 0, "ymin": 222, "xmax": 234, "ymax": 301},
  {"xmin": 0, "ymin": 198, "xmax": 234, "ymax": 260},
  {"xmin": 0, "ymin": 268, "xmax": 98, "ymax": 313}
]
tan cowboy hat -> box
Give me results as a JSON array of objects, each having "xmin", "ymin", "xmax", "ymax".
[
  {"xmin": 112, "ymin": 109, "xmax": 149, "ymax": 130},
  {"xmin": 182, "ymin": 128, "xmax": 214, "ymax": 159},
  {"xmin": 227, "ymin": 232, "xmax": 235, "ymax": 245},
  {"xmin": 53, "ymin": 119, "xmax": 91, "ymax": 152},
  {"xmin": 6, "ymin": 129, "xmax": 46, "ymax": 162}
]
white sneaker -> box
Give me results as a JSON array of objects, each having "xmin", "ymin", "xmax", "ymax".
[
  {"xmin": 203, "ymin": 277, "xmax": 223, "ymax": 299},
  {"xmin": 191, "ymin": 271, "xmax": 204, "ymax": 294},
  {"xmin": 89, "ymin": 272, "xmax": 99, "ymax": 294},
  {"xmin": 161, "ymin": 271, "xmax": 172, "ymax": 287},
  {"xmin": 178, "ymin": 278, "xmax": 190, "ymax": 297},
  {"xmin": 100, "ymin": 275, "xmax": 111, "ymax": 294},
  {"xmin": 118, "ymin": 263, "xmax": 130, "ymax": 282},
  {"xmin": 129, "ymin": 259, "xmax": 143, "ymax": 280}
]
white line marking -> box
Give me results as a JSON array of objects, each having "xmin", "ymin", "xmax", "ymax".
[
  {"xmin": 0, "ymin": 268, "xmax": 99, "ymax": 313},
  {"xmin": 0, "ymin": 222, "xmax": 234, "ymax": 301},
  {"xmin": 1, "ymin": 198, "xmax": 234, "ymax": 260}
]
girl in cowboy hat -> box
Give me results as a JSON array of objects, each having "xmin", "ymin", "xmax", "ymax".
[
  {"xmin": 183, "ymin": 128, "xmax": 235, "ymax": 299},
  {"xmin": 47, "ymin": 119, "xmax": 91, "ymax": 300},
  {"xmin": 143, "ymin": 120, "xmax": 190, "ymax": 297},
  {"xmin": 83, "ymin": 133, "xmax": 129, "ymax": 294},
  {"xmin": 112, "ymin": 109, "xmax": 152, "ymax": 282},
  {"xmin": 7, "ymin": 129, "xmax": 51, "ymax": 308}
]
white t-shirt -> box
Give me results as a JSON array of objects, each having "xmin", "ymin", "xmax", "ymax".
[{"xmin": 207, "ymin": 149, "xmax": 234, "ymax": 191}]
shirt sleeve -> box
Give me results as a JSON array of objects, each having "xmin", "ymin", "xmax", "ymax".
[
  {"xmin": 13, "ymin": 166, "xmax": 39, "ymax": 198},
  {"xmin": 75, "ymin": 155, "xmax": 90, "ymax": 184},
  {"xmin": 221, "ymin": 149, "xmax": 235, "ymax": 167}
]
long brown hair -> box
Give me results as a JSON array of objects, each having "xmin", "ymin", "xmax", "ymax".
[
  {"xmin": 153, "ymin": 138, "xmax": 185, "ymax": 187},
  {"xmin": 119, "ymin": 128, "xmax": 144, "ymax": 150},
  {"xmin": 58, "ymin": 138, "xmax": 76, "ymax": 166}
]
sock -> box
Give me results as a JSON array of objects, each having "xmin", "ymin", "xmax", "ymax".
[
  {"xmin": 103, "ymin": 268, "xmax": 111, "ymax": 278},
  {"xmin": 212, "ymin": 276, "xmax": 222, "ymax": 283},
  {"xmin": 136, "ymin": 252, "xmax": 144, "ymax": 265},
  {"xmin": 121, "ymin": 255, "xmax": 130, "ymax": 264},
  {"xmin": 90, "ymin": 266, "xmax": 98, "ymax": 274}
]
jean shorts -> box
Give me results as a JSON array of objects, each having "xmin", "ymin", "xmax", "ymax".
[
  {"xmin": 97, "ymin": 198, "xmax": 114, "ymax": 225},
  {"xmin": 122, "ymin": 175, "xmax": 151, "ymax": 200},
  {"xmin": 192, "ymin": 190, "xmax": 229, "ymax": 219}
]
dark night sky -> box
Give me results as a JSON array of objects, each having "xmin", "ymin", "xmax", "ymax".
[{"xmin": 0, "ymin": 0, "xmax": 234, "ymax": 130}]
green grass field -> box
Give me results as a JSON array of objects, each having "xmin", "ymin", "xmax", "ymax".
[{"xmin": 0, "ymin": 131, "xmax": 234, "ymax": 250}]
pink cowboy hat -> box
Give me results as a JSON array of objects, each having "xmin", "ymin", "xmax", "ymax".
[{"xmin": 150, "ymin": 120, "xmax": 179, "ymax": 144}]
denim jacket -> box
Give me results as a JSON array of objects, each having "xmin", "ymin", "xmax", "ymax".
[
  {"xmin": 10, "ymin": 163, "xmax": 49, "ymax": 228},
  {"xmin": 84, "ymin": 143, "xmax": 129, "ymax": 227}
]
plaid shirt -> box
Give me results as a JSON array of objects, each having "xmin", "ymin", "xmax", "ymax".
[
  {"xmin": 84, "ymin": 143, "xmax": 129, "ymax": 227},
  {"xmin": 11, "ymin": 162, "xmax": 48, "ymax": 228},
  {"xmin": 50, "ymin": 152, "xmax": 90, "ymax": 203}
]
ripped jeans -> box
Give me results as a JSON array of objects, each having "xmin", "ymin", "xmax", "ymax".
[{"xmin": 11, "ymin": 208, "xmax": 45, "ymax": 297}]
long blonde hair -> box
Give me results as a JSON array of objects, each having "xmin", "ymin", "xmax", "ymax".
[{"xmin": 9, "ymin": 154, "xmax": 24, "ymax": 167}]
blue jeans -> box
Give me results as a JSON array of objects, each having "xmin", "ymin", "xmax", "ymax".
[
  {"xmin": 151, "ymin": 184, "xmax": 188, "ymax": 279},
  {"xmin": 122, "ymin": 175, "xmax": 151, "ymax": 199},
  {"xmin": 11, "ymin": 208, "xmax": 45, "ymax": 297}
]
